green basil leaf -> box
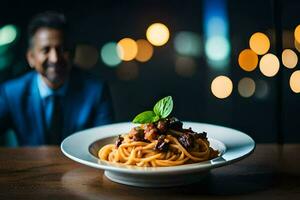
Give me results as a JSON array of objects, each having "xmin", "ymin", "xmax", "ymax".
[
  {"xmin": 153, "ymin": 96, "xmax": 173, "ymax": 118},
  {"xmin": 132, "ymin": 111, "xmax": 160, "ymax": 124}
]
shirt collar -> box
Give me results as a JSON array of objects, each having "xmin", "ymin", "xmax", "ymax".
[{"xmin": 37, "ymin": 74, "xmax": 68, "ymax": 99}]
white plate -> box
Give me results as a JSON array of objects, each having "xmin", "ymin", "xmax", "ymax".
[{"xmin": 61, "ymin": 122, "xmax": 255, "ymax": 187}]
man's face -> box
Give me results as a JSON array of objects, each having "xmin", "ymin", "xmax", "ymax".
[{"xmin": 27, "ymin": 28, "xmax": 71, "ymax": 89}]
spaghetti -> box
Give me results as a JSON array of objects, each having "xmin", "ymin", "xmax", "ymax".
[{"xmin": 98, "ymin": 118, "xmax": 219, "ymax": 167}]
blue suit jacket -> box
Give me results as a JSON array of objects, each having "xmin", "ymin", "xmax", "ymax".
[{"xmin": 0, "ymin": 68, "xmax": 114, "ymax": 146}]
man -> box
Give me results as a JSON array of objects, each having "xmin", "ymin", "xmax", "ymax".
[{"xmin": 0, "ymin": 11, "xmax": 114, "ymax": 146}]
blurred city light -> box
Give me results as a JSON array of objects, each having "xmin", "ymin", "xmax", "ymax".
[
  {"xmin": 0, "ymin": 53, "xmax": 13, "ymax": 70},
  {"xmin": 238, "ymin": 49, "xmax": 258, "ymax": 72},
  {"xmin": 294, "ymin": 25, "xmax": 300, "ymax": 44},
  {"xmin": 174, "ymin": 31, "xmax": 202, "ymax": 57},
  {"xmin": 294, "ymin": 40, "xmax": 300, "ymax": 53},
  {"xmin": 100, "ymin": 42, "xmax": 121, "ymax": 67},
  {"xmin": 206, "ymin": 16, "xmax": 228, "ymax": 36},
  {"xmin": 255, "ymin": 79, "xmax": 269, "ymax": 99},
  {"xmin": 74, "ymin": 44, "xmax": 98, "ymax": 69},
  {"xmin": 135, "ymin": 39, "xmax": 153, "ymax": 62},
  {"xmin": 259, "ymin": 53, "xmax": 280, "ymax": 77},
  {"xmin": 0, "ymin": 45, "xmax": 9, "ymax": 55},
  {"xmin": 290, "ymin": 70, "xmax": 300, "ymax": 93},
  {"xmin": 117, "ymin": 38, "xmax": 138, "ymax": 61},
  {"xmin": 249, "ymin": 32, "xmax": 270, "ymax": 55},
  {"xmin": 146, "ymin": 23, "xmax": 170, "ymax": 46},
  {"xmin": 205, "ymin": 36, "xmax": 230, "ymax": 62},
  {"xmin": 0, "ymin": 25, "xmax": 18, "ymax": 46},
  {"xmin": 203, "ymin": 0, "xmax": 230, "ymax": 70},
  {"xmin": 238, "ymin": 77, "xmax": 256, "ymax": 98},
  {"xmin": 211, "ymin": 75, "xmax": 233, "ymax": 99},
  {"xmin": 175, "ymin": 56, "xmax": 197, "ymax": 77},
  {"xmin": 282, "ymin": 49, "xmax": 298, "ymax": 69}
]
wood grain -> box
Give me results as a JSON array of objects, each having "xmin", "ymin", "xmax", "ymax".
[{"xmin": 0, "ymin": 144, "xmax": 299, "ymax": 200}]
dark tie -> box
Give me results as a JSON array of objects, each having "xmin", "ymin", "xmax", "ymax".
[{"xmin": 46, "ymin": 95, "xmax": 63, "ymax": 145}]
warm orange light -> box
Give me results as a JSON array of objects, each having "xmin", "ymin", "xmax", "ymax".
[
  {"xmin": 146, "ymin": 23, "xmax": 170, "ymax": 46},
  {"xmin": 295, "ymin": 40, "xmax": 300, "ymax": 53},
  {"xmin": 249, "ymin": 32, "xmax": 270, "ymax": 55},
  {"xmin": 238, "ymin": 49, "xmax": 258, "ymax": 72},
  {"xmin": 135, "ymin": 39, "xmax": 154, "ymax": 62},
  {"xmin": 238, "ymin": 77, "xmax": 256, "ymax": 98},
  {"xmin": 117, "ymin": 38, "xmax": 138, "ymax": 61},
  {"xmin": 294, "ymin": 25, "xmax": 300, "ymax": 44},
  {"xmin": 211, "ymin": 76, "xmax": 233, "ymax": 99},
  {"xmin": 282, "ymin": 49, "xmax": 298, "ymax": 69},
  {"xmin": 259, "ymin": 53, "xmax": 280, "ymax": 77},
  {"xmin": 290, "ymin": 70, "xmax": 300, "ymax": 93}
]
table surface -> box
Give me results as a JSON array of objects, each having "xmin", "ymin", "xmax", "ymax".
[{"xmin": 0, "ymin": 144, "xmax": 299, "ymax": 200}]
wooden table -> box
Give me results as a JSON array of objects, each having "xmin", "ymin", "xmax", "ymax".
[{"xmin": 0, "ymin": 144, "xmax": 299, "ymax": 200}]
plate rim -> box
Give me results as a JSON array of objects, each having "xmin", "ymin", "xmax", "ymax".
[{"xmin": 61, "ymin": 121, "xmax": 255, "ymax": 175}]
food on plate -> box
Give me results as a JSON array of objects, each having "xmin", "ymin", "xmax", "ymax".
[{"xmin": 98, "ymin": 96, "xmax": 219, "ymax": 167}]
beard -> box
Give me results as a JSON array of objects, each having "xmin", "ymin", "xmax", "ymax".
[{"xmin": 43, "ymin": 62, "xmax": 70, "ymax": 86}]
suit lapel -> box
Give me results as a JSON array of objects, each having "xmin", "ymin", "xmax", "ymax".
[
  {"xmin": 62, "ymin": 72, "xmax": 80, "ymax": 138},
  {"xmin": 29, "ymin": 74, "xmax": 46, "ymax": 144},
  {"xmin": 62, "ymin": 88, "xmax": 74, "ymax": 137}
]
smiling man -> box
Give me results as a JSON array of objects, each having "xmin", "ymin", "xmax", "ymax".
[
  {"xmin": 27, "ymin": 27, "xmax": 71, "ymax": 89},
  {"xmin": 0, "ymin": 11, "xmax": 114, "ymax": 146}
]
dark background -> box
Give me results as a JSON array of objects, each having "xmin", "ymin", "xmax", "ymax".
[{"xmin": 0, "ymin": 0, "xmax": 299, "ymax": 144}]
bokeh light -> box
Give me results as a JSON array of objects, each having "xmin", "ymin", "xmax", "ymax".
[
  {"xmin": 146, "ymin": 23, "xmax": 170, "ymax": 46},
  {"xmin": 294, "ymin": 40, "xmax": 300, "ymax": 53},
  {"xmin": 207, "ymin": 57, "xmax": 230, "ymax": 70},
  {"xmin": 238, "ymin": 77, "xmax": 256, "ymax": 98},
  {"xmin": 135, "ymin": 39, "xmax": 153, "ymax": 62},
  {"xmin": 0, "ymin": 25, "xmax": 18, "ymax": 46},
  {"xmin": 282, "ymin": 49, "xmax": 298, "ymax": 69},
  {"xmin": 74, "ymin": 44, "xmax": 98, "ymax": 69},
  {"xmin": 116, "ymin": 62, "xmax": 139, "ymax": 81},
  {"xmin": 0, "ymin": 53, "xmax": 13, "ymax": 70},
  {"xmin": 211, "ymin": 75, "xmax": 233, "ymax": 99},
  {"xmin": 206, "ymin": 17, "xmax": 228, "ymax": 36},
  {"xmin": 174, "ymin": 31, "xmax": 202, "ymax": 57},
  {"xmin": 238, "ymin": 49, "xmax": 258, "ymax": 72},
  {"xmin": 117, "ymin": 38, "xmax": 138, "ymax": 61},
  {"xmin": 203, "ymin": 0, "xmax": 230, "ymax": 70},
  {"xmin": 249, "ymin": 32, "xmax": 270, "ymax": 55},
  {"xmin": 175, "ymin": 56, "xmax": 197, "ymax": 77},
  {"xmin": 255, "ymin": 79, "xmax": 269, "ymax": 99},
  {"xmin": 100, "ymin": 42, "xmax": 121, "ymax": 67},
  {"xmin": 0, "ymin": 45, "xmax": 8, "ymax": 55},
  {"xmin": 289, "ymin": 70, "xmax": 300, "ymax": 93},
  {"xmin": 205, "ymin": 36, "xmax": 230, "ymax": 62},
  {"xmin": 259, "ymin": 53, "xmax": 280, "ymax": 77},
  {"xmin": 294, "ymin": 25, "xmax": 300, "ymax": 44}
]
